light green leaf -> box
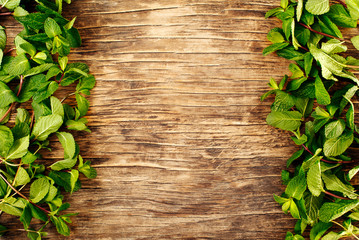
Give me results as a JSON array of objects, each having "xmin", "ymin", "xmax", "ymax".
[
  {"xmin": 346, "ymin": 0, "xmax": 359, "ymax": 20},
  {"xmin": 44, "ymin": 17, "xmax": 62, "ymax": 38},
  {"xmin": 50, "ymin": 96, "xmax": 64, "ymax": 118},
  {"xmin": 3, "ymin": 53, "xmax": 31, "ymax": 76},
  {"xmin": 323, "ymin": 130, "xmax": 354, "ymax": 157},
  {"xmin": 305, "ymin": 0, "xmax": 329, "ymax": 15},
  {"xmin": 0, "ymin": 81, "xmax": 17, "ymax": 108},
  {"xmin": 348, "ymin": 165, "xmax": 359, "ymax": 181},
  {"xmin": 0, "ymin": 27, "xmax": 6, "ymax": 50},
  {"xmin": 319, "ymin": 199, "xmax": 359, "ymax": 222},
  {"xmin": 285, "ymin": 173, "xmax": 306, "ymax": 200},
  {"xmin": 266, "ymin": 111, "xmax": 302, "ymax": 131},
  {"xmin": 32, "ymin": 114, "xmax": 63, "ymax": 141},
  {"xmin": 30, "ymin": 177, "xmax": 50, "ymax": 203},
  {"xmin": 75, "ymin": 93, "xmax": 89, "ymax": 117},
  {"xmin": 23, "ymin": 63, "xmax": 55, "ymax": 78},
  {"xmin": 56, "ymin": 132, "xmax": 76, "ymax": 159},
  {"xmin": 291, "ymin": 19, "xmax": 301, "ymax": 50},
  {"xmin": 324, "ymin": 119, "xmax": 345, "ymax": 139},
  {"xmin": 322, "ymin": 172, "xmax": 357, "ymax": 199},
  {"xmin": 351, "ymin": 35, "xmax": 359, "ymax": 51},
  {"xmin": 314, "ymin": 76, "xmax": 330, "ymax": 105},
  {"xmin": 304, "ymin": 192, "xmax": 323, "ymax": 226},
  {"xmin": 5, "ymin": 136, "xmax": 29, "ymax": 160},
  {"xmin": 321, "ymin": 39, "xmax": 347, "ymax": 54},
  {"xmin": 310, "ymin": 221, "xmax": 333, "ymax": 240},
  {"xmin": 307, "ymin": 161, "xmax": 324, "ymax": 196},
  {"xmin": 297, "ymin": 0, "xmax": 303, "ymax": 21},
  {"xmin": 0, "ymin": 125, "xmax": 13, "ymax": 157},
  {"xmin": 13, "ymin": 167, "xmax": 30, "ymax": 187},
  {"xmin": 69, "ymin": 169, "xmax": 79, "ymax": 194}
]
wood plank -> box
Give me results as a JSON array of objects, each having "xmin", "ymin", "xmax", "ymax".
[{"xmin": 2, "ymin": 0, "xmax": 344, "ymax": 239}]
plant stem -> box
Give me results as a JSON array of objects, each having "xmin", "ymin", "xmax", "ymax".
[
  {"xmin": 298, "ymin": 22, "xmax": 344, "ymax": 41},
  {"xmin": 335, "ymin": 0, "xmax": 347, "ymax": 8},
  {"xmin": 0, "ymin": 173, "xmax": 50, "ymax": 214},
  {"xmin": 301, "ymin": 144, "xmax": 353, "ymax": 164},
  {"xmin": 0, "ymin": 12, "xmax": 12, "ymax": 16},
  {"xmin": 325, "ymin": 191, "xmax": 351, "ymax": 200}
]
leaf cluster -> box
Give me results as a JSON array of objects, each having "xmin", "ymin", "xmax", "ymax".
[
  {"xmin": 0, "ymin": 0, "xmax": 96, "ymax": 239},
  {"xmin": 263, "ymin": 0, "xmax": 359, "ymax": 239}
]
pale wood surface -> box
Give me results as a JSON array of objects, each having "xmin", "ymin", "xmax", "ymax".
[{"xmin": 0, "ymin": 0, "xmax": 327, "ymax": 239}]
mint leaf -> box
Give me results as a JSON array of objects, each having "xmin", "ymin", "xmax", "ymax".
[
  {"xmin": 266, "ymin": 111, "xmax": 302, "ymax": 131},
  {"xmin": 5, "ymin": 136, "xmax": 29, "ymax": 160},
  {"xmin": 305, "ymin": 0, "xmax": 329, "ymax": 15},
  {"xmin": 307, "ymin": 160, "xmax": 324, "ymax": 196},
  {"xmin": 319, "ymin": 200, "xmax": 359, "ymax": 223},
  {"xmin": 323, "ymin": 130, "xmax": 354, "ymax": 157},
  {"xmin": 324, "ymin": 119, "xmax": 345, "ymax": 139},
  {"xmin": 285, "ymin": 173, "xmax": 306, "ymax": 200},
  {"xmin": 44, "ymin": 17, "xmax": 62, "ymax": 38},
  {"xmin": 32, "ymin": 114, "xmax": 63, "ymax": 141},
  {"xmin": 30, "ymin": 177, "xmax": 50, "ymax": 203}
]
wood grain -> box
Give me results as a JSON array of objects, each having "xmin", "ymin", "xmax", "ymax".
[{"xmin": 2, "ymin": 0, "xmax": 351, "ymax": 239}]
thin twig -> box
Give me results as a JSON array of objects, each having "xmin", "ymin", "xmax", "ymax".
[
  {"xmin": 298, "ymin": 22, "xmax": 344, "ymax": 41},
  {"xmin": 0, "ymin": 173, "xmax": 50, "ymax": 214}
]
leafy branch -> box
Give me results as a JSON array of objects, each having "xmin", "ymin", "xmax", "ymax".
[{"xmin": 263, "ymin": 0, "xmax": 359, "ymax": 239}]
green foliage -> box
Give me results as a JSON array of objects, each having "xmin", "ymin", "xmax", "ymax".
[
  {"xmin": 263, "ymin": 0, "xmax": 359, "ymax": 239},
  {"xmin": 0, "ymin": 0, "xmax": 96, "ymax": 239}
]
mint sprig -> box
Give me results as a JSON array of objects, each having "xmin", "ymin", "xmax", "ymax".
[
  {"xmin": 0, "ymin": 0, "xmax": 96, "ymax": 239},
  {"xmin": 263, "ymin": 0, "xmax": 359, "ymax": 239}
]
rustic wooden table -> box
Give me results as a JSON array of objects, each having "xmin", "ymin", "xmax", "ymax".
[{"xmin": 1, "ymin": 0, "xmax": 319, "ymax": 239}]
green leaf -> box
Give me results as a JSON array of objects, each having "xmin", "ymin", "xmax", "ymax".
[
  {"xmin": 287, "ymin": 148, "xmax": 304, "ymax": 168},
  {"xmin": 44, "ymin": 17, "xmax": 62, "ymax": 38},
  {"xmin": 324, "ymin": 119, "xmax": 345, "ymax": 139},
  {"xmin": 78, "ymin": 156, "xmax": 97, "ymax": 179},
  {"xmin": 3, "ymin": 53, "xmax": 30, "ymax": 76},
  {"xmin": 319, "ymin": 199, "xmax": 359, "ymax": 222},
  {"xmin": 20, "ymin": 203, "xmax": 32, "ymax": 230},
  {"xmin": 66, "ymin": 118, "xmax": 90, "ymax": 132},
  {"xmin": 317, "ymin": 15, "xmax": 343, "ymax": 39},
  {"xmin": 49, "ymin": 171, "xmax": 81, "ymax": 193},
  {"xmin": 0, "ymin": 77, "xmax": 17, "ymax": 103},
  {"xmin": 76, "ymin": 74, "xmax": 96, "ymax": 95},
  {"xmin": 32, "ymin": 114, "xmax": 63, "ymax": 141},
  {"xmin": 265, "ymin": 7, "xmax": 283, "ymax": 18},
  {"xmin": 30, "ymin": 177, "xmax": 50, "ymax": 203},
  {"xmin": 321, "ymin": 39, "xmax": 347, "ymax": 54},
  {"xmin": 271, "ymin": 91, "xmax": 295, "ymax": 111},
  {"xmin": 304, "ymin": 192, "xmax": 323, "ymax": 226},
  {"xmin": 310, "ymin": 221, "xmax": 333, "ymax": 240},
  {"xmin": 305, "ymin": 0, "xmax": 329, "ymax": 15},
  {"xmin": 5, "ymin": 136, "xmax": 29, "ymax": 160},
  {"xmin": 285, "ymin": 173, "xmax": 306, "ymax": 200},
  {"xmin": 75, "ymin": 93, "xmax": 89, "ymax": 117},
  {"xmin": 0, "ymin": 201, "xmax": 22, "ymax": 216},
  {"xmin": 291, "ymin": 19, "xmax": 301, "ymax": 50},
  {"xmin": 0, "ymin": 125, "xmax": 14, "ymax": 157},
  {"xmin": 50, "ymin": 96, "xmax": 64, "ymax": 118},
  {"xmin": 346, "ymin": 0, "xmax": 359, "ymax": 20},
  {"xmin": 267, "ymin": 28, "xmax": 285, "ymax": 43},
  {"xmin": 32, "ymin": 81, "xmax": 59, "ymax": 103},
  {"xmin": 351, "ymin": 35, "xmax": 359, "ymax": 51},
  {"xmin": 13, "ymin": 167, "xmax": 30, "ymax": 187},
  {"xmin": 322, "ymin": 172, "xmax": 357, "ymax": 199},
  {"xmin": 348, "ymin": 165, "xmax": 359, "ymax": 181},
  {"xmin": 56, "ymin": 132, "xmax": 76, "ymax": 159},
  {"xmin": 266, "ymin": 111, "xmax": 302, "ymax": 131},
  {"xmin": 51, "ymin": 215, "xmax": 70, "ymax": 236},
  {"xmin": 307, "ymin": 160, "xmax": 324, "ymax": 196},
  {"xmin": 314, "ymin": 77, "xmax": 330, "ymax": 105},
  {"xmin": 69, "ymin": 169, "xmax": 79, "ymax": 194},
  {"xmin": 0, "ymin": 27, "xmax": 6, "ymax": 50},
  {"xmin": 290, "ymin": 199, "xmax": 301, "ymax": 219},
  {"xmin": 323, "ymin": 130, "xmax": 354, "ymax": 157},
  {"xmin": 23, "ymin": 63, "xmax": 55, "ymax": 78},
  {"xmin": 263, "ymin": 42, "xmax": 290, "ymax": 56},
  {"xmin": 297, "ymin": 0, "xmax": 304, "ymax": 21},
  {"xmin": 326, "ymin": 4, "xmax": 357, "ymax": 28}
]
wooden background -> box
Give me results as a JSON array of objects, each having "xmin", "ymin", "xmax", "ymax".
[{"xmin": 4, "ymin": 0, "xmax": 355, "ymax": 239}]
